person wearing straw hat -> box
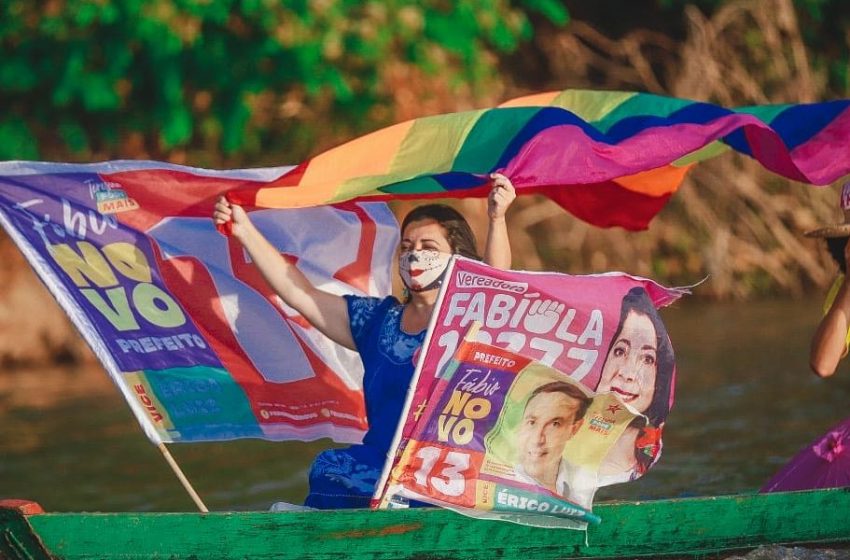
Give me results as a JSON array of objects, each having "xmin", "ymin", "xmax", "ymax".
[{"xmin": 808, "ymin": 182, "xmax": 850, "ymax": 378}]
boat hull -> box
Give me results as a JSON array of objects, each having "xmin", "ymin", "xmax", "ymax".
[{"xmin": 2, "ymin": 488, "xmax": 849, "ymax": 559}]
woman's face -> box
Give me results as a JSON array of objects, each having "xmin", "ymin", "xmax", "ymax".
[
  {"xmin": 399, "ymin": 219, "xmax": 453, "ymax": 292},
  {"xmin": 597, "ymin": 310, "xmax": 658, "ymax": 414}
]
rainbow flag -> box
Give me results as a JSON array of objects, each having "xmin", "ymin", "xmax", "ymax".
[{"xmin": 107, "ymin": 89, "xmax": 850, "ymax": 231}]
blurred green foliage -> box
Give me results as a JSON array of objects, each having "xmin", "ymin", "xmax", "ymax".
[
  {"xmin": 2, "ymin": 0, "xmax": 846, "ymax": 167},
  {"xmin": 0, "ymin": 0, "xmax": 568, "ymax": 163}
]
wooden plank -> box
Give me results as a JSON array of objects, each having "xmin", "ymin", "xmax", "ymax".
[{"xmin": 16, "ymin": 488, "xmax": 850, "ymax": 560}]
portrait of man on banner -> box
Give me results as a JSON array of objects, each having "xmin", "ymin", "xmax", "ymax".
[
  {"xmin": 512, "ymin": 380, "xmax": 591, "ymax": 496},
  {"xmin": 481, "ymin": 361, "xmax": 639, "ymax": 510}
]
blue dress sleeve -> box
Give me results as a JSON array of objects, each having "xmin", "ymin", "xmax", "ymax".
[{"xmin": 344, "ymin": 295, "xmax": 393, "ymax": 351}]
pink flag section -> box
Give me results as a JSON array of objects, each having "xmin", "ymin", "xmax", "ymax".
[
  {"xmin": 761, "ymin": 415, "xmax": 850, "ymax": 493},
  {"xmin": 0, "ymin": 160, "xmax": 399, "ymax": 444},
  {"xmin": 375, "ymin": 258, "xmax": 685, "ymax": 527}
]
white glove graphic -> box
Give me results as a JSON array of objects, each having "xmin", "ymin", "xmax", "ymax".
[{"xmin": 522, "ymin": 299, "xmax": 565, "ymax": 334}]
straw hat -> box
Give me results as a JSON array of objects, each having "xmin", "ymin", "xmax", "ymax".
[{"xmin": 804, "ymin": 182, "xmax": 850, "ymax": 238}]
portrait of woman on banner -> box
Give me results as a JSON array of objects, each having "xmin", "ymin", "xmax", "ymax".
[{"xmin": 594, "ymin": 286, "xmax": 676, "ymax": 486}]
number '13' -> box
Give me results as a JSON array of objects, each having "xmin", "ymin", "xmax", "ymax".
[{"xmin": 412, "ymin": 447, "xmax": 470, "ymax": 497}]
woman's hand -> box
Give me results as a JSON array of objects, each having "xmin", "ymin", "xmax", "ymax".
[
  {"xmin": 488, "ymin": 173, "xmax": 517, "ymax": 221},
  {"xmin": 213, "ymin": 196, "xmax": 253, "ymax": 241}
]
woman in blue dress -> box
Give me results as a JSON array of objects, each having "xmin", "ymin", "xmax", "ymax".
[{"xmin": 213, "ymin": 174, "xmax": 516, "ymax": 508}]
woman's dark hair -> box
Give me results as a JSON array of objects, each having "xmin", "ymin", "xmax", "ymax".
[
  {"xmin": 602, "ymin": 287, "xmax": 675, "ymax": 428},
  {"xmin": 400, "ymin": 204, "xmax": 481, "ymax": 260},
  {"xmin": 826, "ymin": 236, "xmax": 849, "ymax": 271}
]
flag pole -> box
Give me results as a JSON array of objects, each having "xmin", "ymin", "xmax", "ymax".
[{"xmin": 157, "ymin": 443, "xmax": 209, "ymax": 513}]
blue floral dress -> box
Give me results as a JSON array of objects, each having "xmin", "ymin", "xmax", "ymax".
[{"xmin": 304, "ymin": 295, "xmax": 425, "ymax": 509}]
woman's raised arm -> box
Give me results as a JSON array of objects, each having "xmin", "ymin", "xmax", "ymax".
[
  {"xmin": 213, "ymin": 197, "xmax": 355, "ymax": 350},
  {"xmin": 484, "ymin": 173, "xmax": 516, "ymax": 269}
]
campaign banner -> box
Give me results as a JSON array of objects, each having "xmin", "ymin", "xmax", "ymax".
[
  {"xmin": 0, "ymin": 161, "xmax": 398, "ymax": 444},
  {"xmin": 375, "ymin": 257, "xmax": 685, "ymax": 526}
]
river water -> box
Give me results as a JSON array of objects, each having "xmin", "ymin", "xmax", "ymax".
[{"xmin": 1, "ymin": 297, "xmax": 849, "ymax": 512}]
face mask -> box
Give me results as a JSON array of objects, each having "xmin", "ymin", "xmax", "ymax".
[{"xmin": 399, "ymin": 250, "xmax": 452, "ymax": 292}]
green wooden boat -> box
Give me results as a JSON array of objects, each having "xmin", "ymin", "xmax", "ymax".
[{"xmin": 2, "ymin": 487, "xmax": 849, "ymax": 560}]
